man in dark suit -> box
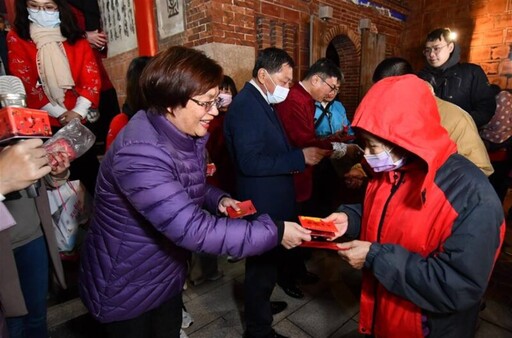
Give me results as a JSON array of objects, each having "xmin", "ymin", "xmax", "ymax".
[{"xmin": 224, "ymin": 48, "xmax": 329, "ymax": 338}]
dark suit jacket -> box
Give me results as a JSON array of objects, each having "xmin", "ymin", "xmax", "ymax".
[{"xmin": 224, "ymin": 82, "xmax": 305, "ymax": 221}]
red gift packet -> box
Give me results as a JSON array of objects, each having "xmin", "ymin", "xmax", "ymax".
[
  {"xmin": 206, "ymin": 163, "xmax": 216, "ymax": 176},
  {"xmin": 299, "ymin": 241, "xmax": 348, "ymax": 251},
  {"xmin": 298, "ymin": 215, "xmax": 337, "ymax": 237},
  {"xmin": 227, "ymin": 200, "xmax": 257, "ymax": 218},
  {"xmin": 0, "ymin": 106, "xmax": 51, "ymax": 142}
]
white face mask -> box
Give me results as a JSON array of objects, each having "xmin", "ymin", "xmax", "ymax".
[
  {"xmin": 264, "ymin": 69, "xmax": 289, "ymax": 104},
  {"xmin": 364, "ymin": 148, "xmax": 406, "ymax": 172},
  {"xmin": 218, "ymin": 93, "xmax": 232, "ymax": 108},
  {"xmin": 28, "ymin": 8, "xmax": 61, "ymax": 28}
]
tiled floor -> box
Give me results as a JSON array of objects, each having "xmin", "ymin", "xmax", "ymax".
[
  {"xmin": 49, "ymin": 247, "xmax": 512, "ymax": 338},
  {"xmin": 48, "ymin": 190, "xmax": 512, "ymax": 338}
]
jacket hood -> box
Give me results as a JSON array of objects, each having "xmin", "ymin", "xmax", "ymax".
[{"xmin": 352, "ymin": 75, "xmax": 456, "ymax": 197}]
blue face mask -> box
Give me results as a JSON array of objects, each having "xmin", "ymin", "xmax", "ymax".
[{"xmin": 28, "ymin": 8, "xmax": 61, "ymax": 28}]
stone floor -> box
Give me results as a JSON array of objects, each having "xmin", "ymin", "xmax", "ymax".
[
  {"xmin": 48, "ymin": 189, "xmax": 512, "ymax": 338},
  {"xmin": 49, "ymin": 246, "xmax": 512, "ymax": 338}
]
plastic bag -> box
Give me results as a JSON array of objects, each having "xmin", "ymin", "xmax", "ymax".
[
  {"xmin": 47, "ymin": 180, "xmax": 91, "ymax": 252},
  {"xmin": 43, "ymin": 118, "xmax": 95, "ymax": 165}
]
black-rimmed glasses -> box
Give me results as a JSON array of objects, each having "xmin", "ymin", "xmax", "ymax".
[
  {"xmin": 189, "ymin": 97, "xmax": 221, "ymax": 112},
  {"xmin": 319, "ymin": 77, "xmax": 340, "ymax": 93},
  {"xmin": 27, "ymin": 3, "xmax": 59, "ymax": 12},
  {"xmin": 423, "ymin": 44, "xmax": 448, "ymax": 56}
]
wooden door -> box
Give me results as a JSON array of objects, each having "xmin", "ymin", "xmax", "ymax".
[{"xmin": 359, "ymin": 29, "xmax": 386, "ymax": 99}]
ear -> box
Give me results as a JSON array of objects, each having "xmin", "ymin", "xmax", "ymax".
[
  {"xmin": 447, "ymin": 42, "xmax": 455, "ymax": 53},
  {"xmin": 256, "ymin": 68, "xmax": 266, "ymax": 83},
  {"xmin": 312, "ymin": 74, "xmax": 322, "ymax": 86}
]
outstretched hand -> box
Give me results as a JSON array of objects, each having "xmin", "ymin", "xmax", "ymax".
[
  {"xmin": 336, "ymin": 240, "xmax": 372, "ymax": 269},
  {"xmin": 281, "ymin": 221, "xmax": 311, "ymax": 249},
  {"xmin": 323, "ymin": 212, "xmax": 349, "ymax": 240}
]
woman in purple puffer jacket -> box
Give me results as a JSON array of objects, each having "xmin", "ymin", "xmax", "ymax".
[{"xmin": 79, "ymin": 46, "xmax": 311, "ymax": 338}]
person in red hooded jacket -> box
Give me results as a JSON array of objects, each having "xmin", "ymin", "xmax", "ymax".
[{"xmin": 325, "ymin": 75, "xmax": 505, "ymax": 338}]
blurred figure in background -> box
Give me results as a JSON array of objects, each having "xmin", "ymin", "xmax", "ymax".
[
  {"xmin": 0, "ymin": 139, "xmax": 70, "ymax": 338},
  {"xmin": 105, "ymin": 56, "xmax": 152, "ymax": 150},
  {"xmin": 418, "ymin": 28, "xmax": 495, "ymax": 128},
  {"xmin": 68, "ymin": 0, "xmax": 121, "ymax": 151},
  {"xmin": 8, "ymin": 0, "xmax": 101, "ymax": 196}
]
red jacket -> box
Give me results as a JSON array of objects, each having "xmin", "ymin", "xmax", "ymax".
[
  {"xmin": 7, "ymin": 30, "xmax": 100, "ymax": 125},
  {"xmin": 345, "ymin": 75, "xmax": 505, "ymax": 337},
  {"xmin": 275, "ymin": 83, "xmax": 341, "ymax": 202},
  {"xmin": 105, "ymin": 112, "xmax": 129, "ymax": 150},
  {"xmin": 69, "ymin": 4, "xmax": 114, "ymax": 91}
]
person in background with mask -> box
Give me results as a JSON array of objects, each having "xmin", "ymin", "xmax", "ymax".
[
  {"xmin": 224, "ymin": 47, "xmax": 329, "ymax": 338},
  {"xmin": 8, "ymin": 0, "xmax": 101, "ymax": 196},
  {"xmin": 188, "ymin": 75, "xmax": 239, "ymax": 286},
  {"xmin": 324, "ymin": 75, "xmax": 504, "ymax": 338}
]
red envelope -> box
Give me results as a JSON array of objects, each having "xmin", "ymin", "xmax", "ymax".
[
  {"xmin": 299, "ymin": 216, "xmax": 337, "ymax": 237},
  {"xmin": 299, "ymin": 241, "xmax": 348, "ymax": 251},
  {"xmin": 227, "ymin": 200, "xmax": 257, "ymax": 218},
  {"xmin": 206, "ymin": 163, "xmax": 216, "ymax": 176}
]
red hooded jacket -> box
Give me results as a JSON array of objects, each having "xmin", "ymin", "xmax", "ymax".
[{"xmin": 344, "ymin": 75, "xmax": 505, "ymax": 337}]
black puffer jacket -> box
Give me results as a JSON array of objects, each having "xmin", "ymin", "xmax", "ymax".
[{"xmin": 418, "ymin": 45, "xmax": 496, "ymax": 128}]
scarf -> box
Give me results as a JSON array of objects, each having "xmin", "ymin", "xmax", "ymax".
[{"xmin": 30, "ymin": 24, "xmax": 75, "ymax": 107}]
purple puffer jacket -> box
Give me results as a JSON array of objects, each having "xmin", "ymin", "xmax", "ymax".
[{"xmin": 79, "ymin": 111, "xmax": 279, "ymax": 323}]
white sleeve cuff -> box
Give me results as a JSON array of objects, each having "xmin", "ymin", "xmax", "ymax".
[
  {"xmin": 41, "ymin": 103, "xmax": 67, "ymax": 118},
  {"xmin": 73, "ymin": 96, "xmax": 92, "ymax": 118},
  {"xmin": 0, "ymin": 193, "xmax": 5, "ymax": 202}
]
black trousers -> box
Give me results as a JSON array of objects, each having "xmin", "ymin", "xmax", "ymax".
[
  {"xmin": 244, "ymin": 247, "xmax": 280, "ymax": 338},
  {"xmin": 103, "ymin": 293, "xmax": 183, "ymax": 338}
]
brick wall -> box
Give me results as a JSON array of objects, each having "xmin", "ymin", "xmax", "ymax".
[
  {"xmin": 402, "ymin": 0, "xmax": 512, "ymax": 90},
  {"xmin": 102, "ymin": 0, "xmax": 410, "ymax": 108}
]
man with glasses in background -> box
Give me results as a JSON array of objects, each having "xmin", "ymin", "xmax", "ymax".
[
  {"xmin": 274, "ymin": 58, "xmax": 352, "ymax": 300},
  {"xmin": 418, "ymin": 28, "xmax": 496, "ymax": 128},
  {"xmin": 224, "ymin": 47, "xmax": 327, "ymax": 338},
  {"xmin": 276, "ymin": 58, "xmax": 350, "ymax": 212}
]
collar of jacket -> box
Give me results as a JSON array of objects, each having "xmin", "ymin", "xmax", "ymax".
[{"xmin": 146, "ymin": 109, "xmax": 209, "ymax": 152}]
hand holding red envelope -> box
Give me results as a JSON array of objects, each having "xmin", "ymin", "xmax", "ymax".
[
  {"xmin": 298, "ymin": 216, "xmax": 337, "ymax": 237},
  {"xmin": 227, "ymin": 200, "xmax": 257, "ymax": 218},
  {"xmin": 298, "ymin": 215, "xmax": 344, "ymax": 250}
]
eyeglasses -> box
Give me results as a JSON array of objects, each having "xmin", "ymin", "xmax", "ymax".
[
  {"xmin": 189, "ymin": 97, "xmax": 221, "ymax": 112},
  {"xmin": 319, "ymin": 77, "xmax": 340, "ymax": 93},
  {"xmin": 423, "ymin": 44, "xmax": 448, "ymax": 56},
  {"xmin": 27, "ymin": 3, "xmax": 59, "ymax": 12}
]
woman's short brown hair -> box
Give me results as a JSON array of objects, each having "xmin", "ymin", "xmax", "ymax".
[{"xmin": 140, "ymin": 46, "xmax": 223, "ymax": 115}]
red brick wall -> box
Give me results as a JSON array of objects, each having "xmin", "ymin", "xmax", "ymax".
[
  {"xmin": 402, "ymin": 0, "xmax": 512, "ymax": 90},
  {"xmin": 103, "ymin": 0, "xmax": 410, "ymax": 108}
]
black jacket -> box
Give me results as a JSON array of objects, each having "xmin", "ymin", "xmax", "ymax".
[{"xmin": 418, "ymin": 45, "xmax": 496, "ymax": 128}]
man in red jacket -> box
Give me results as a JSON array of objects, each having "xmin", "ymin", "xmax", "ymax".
[{"xmin": 275, "ymin": 58, "xmax": 350, "ymax": 211}]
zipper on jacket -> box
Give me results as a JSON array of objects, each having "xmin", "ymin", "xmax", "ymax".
[{"xmin": 371, "ymin": 171, "xmax": 405, "ymax": 334}]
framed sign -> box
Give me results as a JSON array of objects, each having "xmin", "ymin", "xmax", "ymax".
[
  {"xmin": 99, "ymin": 0, "xmax": 137, "ymax": 56},
  {"xmin": 156, "ymin": 0, "xmax": 185, "ymax": 38}
]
